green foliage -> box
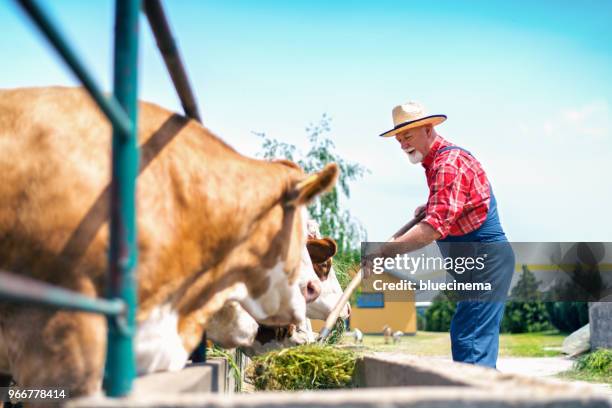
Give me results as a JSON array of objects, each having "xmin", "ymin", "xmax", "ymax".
[
  {"xmin": 560, "ymin": 348, "xmax": 612, "ymax": 385},
  {"xmin": 417, "ymin": 313, "xmax": 426, "ymax": 331},
  {"xmin": 424, "ymin": 292, "xmax": 456, "ymax": 332},
  {"xmin": 255, "ymin": 114, "xmax": 368, "ymax": 254},
  {"xmin": 247, "ymin": 344, "xmax": 357, "ymax": 390},
  {"xmin": 206, "ymin": 345, "xmax": 242, "ymax": 391},
  {"xmin": 543, "ymin": 262, "xmax": 593, "ymax": 333},
  {"xmin": 574, "ymin": 349, "xmax": 612, "ymax": 374},
  {"xmin": 545, "ymin": 302, "xmax": 589, "ymax": 333},
  {"xmin": 501, "ymin": 265, "xmax": 552, "ymax": 333},
  {"xmin": 510, "ymin": 265, "xmax": 542, "ymax": 299},
  {"xmin": 502, "ymin": 302, "xmax": 552, "ymax": 333},
  {"xmin": 332, "ymin": 251, "xmax": 359, "ymax": 291}
]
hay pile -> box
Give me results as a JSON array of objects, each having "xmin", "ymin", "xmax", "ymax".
[{"xmin": 247, "ymin": 344, "xmax": 357, "ymax": 391}]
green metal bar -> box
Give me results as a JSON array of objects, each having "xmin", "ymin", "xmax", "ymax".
[
  {"xmin": 143, "ymin": 0, "xmax": 206, "ymax": 362},
  {"xmin": 142, "ymin": 0, "xmax": 203, "ymax": 122},
  {"xmin": 0, "ymin": 270, "xmax": 125, "ymax": 316},
  {"xmin": 103, "ymin": 0, "xmax": 140, "ymax": 397},
  {"xmin": 15, "ymin": 0, "xmax": 133, "ymax": 138}
]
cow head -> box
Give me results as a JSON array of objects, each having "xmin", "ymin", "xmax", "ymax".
[
  {"xmin": 206, "ymin": 231, "xmax": 352, "ymax": 351},
  {"xmin": 228, "ymin": 163, "xmax": 338, "ymax": 327},
  {"xmin": 207, "ymin": 230, "xmax": 327, "ymax": 348},
  {"xmin": 305, "ymin": 237, "xmax": 351, "ymax": 320},
  {"xmin": 205, "ymin": 238, "xmax": 325, "ymax": 349}
]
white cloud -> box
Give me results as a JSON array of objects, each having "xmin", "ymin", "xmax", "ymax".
[{"xmin": 540, "ymin": 99, "xmax": 611, "ymax": 140}]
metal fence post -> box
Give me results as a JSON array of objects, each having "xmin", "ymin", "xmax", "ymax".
[
  {"xmin": 104, "ymin": 0, "xmax": 141, "ymax": 397},
  {"xmin": 142, "ymin": 0, "xmax": 202, "ymax": 123}
]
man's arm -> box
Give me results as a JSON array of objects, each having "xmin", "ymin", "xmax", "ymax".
[
  {"xmin": 382, "ymin": 221, "xmax": 441, "ymax": 256},
  {"xmin": 362, "ymin": 221, "xmax": 440, "ymax": 279}
]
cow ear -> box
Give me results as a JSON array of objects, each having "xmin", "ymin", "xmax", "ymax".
[
  {"xmin": 273, "ymin": 159, "xmax": 301, "ymax": 170},
  {"xmin": 286, "ymin": 163, "xmax": 338, "ymax": 207},
  {"xmin": 323, "ymin": 237, "xmax": 338, "ymax": 257},
  {"xmin": 307, "ymin": 237, "xmax": 337, "ymax": 263}
]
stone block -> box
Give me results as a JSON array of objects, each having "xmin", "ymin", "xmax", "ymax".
[{"xmin": 590, "ymin": 303, "xmax": 612, "ymax": 349}]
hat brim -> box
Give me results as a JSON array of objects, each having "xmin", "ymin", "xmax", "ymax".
[{"xmin": 379, "ymin": 115, "xmax": 447, "ymax": 137}]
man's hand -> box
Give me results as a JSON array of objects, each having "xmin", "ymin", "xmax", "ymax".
[{"xmin": 360, "ymin": 250, "xmax": 381, "ymax": 280}]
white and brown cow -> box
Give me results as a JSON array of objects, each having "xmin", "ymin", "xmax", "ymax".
[
  {"xmin": 304, "ymin": 219, "xmax": 350, "ymax": 322},
  {"xmin": 206, "ymin": 223, "xmax": 350, "ymax": 355},
  {"xmin": 203, "ymin": 235, "xmax": 323, "ymax": 351},
  {"xmin": 204, "ymin": 236, "xmax": 324, "ymax": 349},
  {"xmin": 0, "ymin": 87, "xmax": 338, "ymax": 395},
  {"xmin": 139, "ymin": 221, "xmax": 324, "ymax": 374},
  {"xmin": 244, "ymin": 233, "xmax": 350, "ymax": 355}
]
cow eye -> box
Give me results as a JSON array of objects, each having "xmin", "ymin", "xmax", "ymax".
[{"xmin": 313, "ymin": 263, "xmax": 329, "ymax": 281}]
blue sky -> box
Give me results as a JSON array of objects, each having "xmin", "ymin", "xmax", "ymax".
[{"xmin": 2, "ymin": 0, "xmax": 611, "ymax": 241}]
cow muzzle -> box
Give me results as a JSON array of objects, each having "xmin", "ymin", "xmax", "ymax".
[{"xmin": 302, "ymin": 279, "xmax": 321, "ymax": 303}]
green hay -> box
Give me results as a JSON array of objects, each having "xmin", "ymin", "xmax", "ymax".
[
  {"xmin": 247, "ymin": 344, "xmax": 357, "ymax": 391},
  {"xmin": 324, "ymin": 317, "xmax": 346, "ymax": 345}
]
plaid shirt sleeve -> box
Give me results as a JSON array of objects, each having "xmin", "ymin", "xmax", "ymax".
[{"xmin": 423, "ymin": 161, "xmax": 468, "ymax": 239}]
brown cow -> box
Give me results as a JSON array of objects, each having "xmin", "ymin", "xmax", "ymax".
[
  {"xmin": 242, "ymin": 233, "xmax": 350, "ymax": 355},
  {"xmin": 0, "ymin": 87, "xmax": 337, "ymax": 395},
  {"xmin": 204, "ymin": 236, "xmax": 322, "ymax": 350}
]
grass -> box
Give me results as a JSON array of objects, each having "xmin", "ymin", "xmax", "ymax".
[
  {"xmin": 341, "ymin": 330, "xmax": 565, "ymax": 358},
  {"xmin": 207, "ymin": 345, "xmax": 242, "ymax": 391},
  {"xmin": 498, "ymin": 331, "xmax": 565, "ymax": 357},
  {"xmin": 558, "ymin": 369, "xmax": 612, "ymax": 386},
  {"xmin": 557, "ymin": 349, "xmax": 612, "ymax": 387},
  {"xmin": 342, "ymin": 331, "xmax": 451, "ymax": 356}
]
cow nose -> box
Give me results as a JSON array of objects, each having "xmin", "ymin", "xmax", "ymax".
[{"xmin": 302, "ymin": 280, "xmax": 321, "ymax": 303}]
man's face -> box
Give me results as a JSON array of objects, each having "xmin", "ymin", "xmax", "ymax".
[{"xmin": 395, "ymin": 125, "xmax": 433, "ymax": 164}]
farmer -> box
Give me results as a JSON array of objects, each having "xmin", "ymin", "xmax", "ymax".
[{"xmin": 371, "ymin": 101, "xmax": 514, "ymax": 368}]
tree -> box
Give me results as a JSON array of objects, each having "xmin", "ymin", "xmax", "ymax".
[
  {"xmin": 545, "ymin": 302, "xmax": 589, "ymax": 333},
  {"xmin": 255, "ymin": 114, "xmax": 368, "ymax": 259},
  {"xmin": 543, "ymin": 259, "xmax": 597, "ymax": 333},
  {"xmin": 501, "ymin": 265, "xmax": 552, "ymax": 333},
  {"xmin": 424, "ymin": 292, "xmax": 456, "ymax": 332}
]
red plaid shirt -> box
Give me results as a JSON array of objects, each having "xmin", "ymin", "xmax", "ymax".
[{"xmin": 421, "ymin": 136, "xmax": 491, "ymax": 239}]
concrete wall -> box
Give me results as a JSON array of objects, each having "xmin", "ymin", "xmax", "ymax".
[
  {"xmin": 590, "ymin": 302, "xmax": 612, "ymax": 349},
  {"xmin": 66, "ymin": 353, "xmax": 611, "ymax": 408}
]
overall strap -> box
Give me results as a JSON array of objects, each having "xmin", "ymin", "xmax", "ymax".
[{"xmin": 437, "ymin": 145, "xmax": 472, "ymax": 156}]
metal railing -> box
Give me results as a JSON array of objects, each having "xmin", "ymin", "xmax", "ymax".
[{"xmin": 1, "ymin": 0, "xmax": 202, "ymax": 397}]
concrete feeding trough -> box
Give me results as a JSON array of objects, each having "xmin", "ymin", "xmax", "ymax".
[
  {"xmin": 130, "ymin": 358, "xmax": 237, "ymax": 396},
  {"xmin": 66, "ymin": 353, "xmax": 611, "ymax": 407}
]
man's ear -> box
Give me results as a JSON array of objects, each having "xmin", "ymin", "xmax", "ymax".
[
  {"xmin": 307, "ymin": 237, "xmax": 338, "ymax": 263},
  {"xmin": 426, "ymin": 124, "xmax": 434, "ymax": 138},
  {"xmin": 285, "ymin": 163, "xmax": 338, "ymax": 207}
]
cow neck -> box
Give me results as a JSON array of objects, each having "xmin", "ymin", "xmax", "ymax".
[{"xmin": 136, "ymin": 128, "xmax": 301, "ymax": 319}]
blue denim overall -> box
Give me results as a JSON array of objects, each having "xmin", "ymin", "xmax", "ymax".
[{"xmin": 435, "ymin": 146, "xmax": 514, "ymax": 369}]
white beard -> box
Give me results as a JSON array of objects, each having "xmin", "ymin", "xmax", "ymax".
[{"xmin": 404, "ymin": 149, "xmax": 424, "ymax": 164}]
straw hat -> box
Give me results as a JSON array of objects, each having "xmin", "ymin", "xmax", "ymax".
[{"xmin": 379, "ymin": 101, "xmax": 446, "ymax": 137}]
